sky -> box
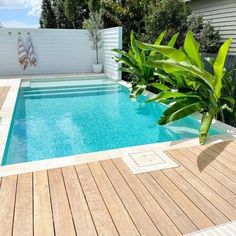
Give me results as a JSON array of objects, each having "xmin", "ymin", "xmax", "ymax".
[{"xmin": 0, "ymin": 0, "xmax": 42, "ymax": 28}]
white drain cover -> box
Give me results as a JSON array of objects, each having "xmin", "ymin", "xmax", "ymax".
[{"xmin": 123, "ymin": 151, "xmax": 179, "ymax": 174}]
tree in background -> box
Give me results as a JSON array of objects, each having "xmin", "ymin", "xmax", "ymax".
[
  {"xmin": 144, "ymin": 0, "xmax": 220, "ymax": 53},
  {"xmin": 89, "ymin": 0, "xmax": 101, "ymax": 12},
  {"xmin": 40, "ymin": 0, "xmax": 89, "ymax": 29},
  {"xmin": 102, "ymin": 0, "xmax": 148, "ymax": 50},
  {"xmin": 145, "ymin": 0, "xmax": 190, "ymax": 46},
  {"xmin": 64, "ymin": 0, "xmax": 78, "ymax": 27},
  {"xmin": 52, "ymin": 0, "xmax": 72, "ymax": 28},
  {"xmin": 40, "ymin": 0, "xmax": 57, "ymax": 28},
  {"xmin": 39, "ymin": 0, "xmax": 220, "ymax": 53},
  {"xmin": 64, "ymin": 0, "xmax": 89, "ymax": 28}
]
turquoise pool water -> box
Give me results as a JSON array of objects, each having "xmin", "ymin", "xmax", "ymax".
[{"xmin": 2, "ymin": 78, "xmax": 222, "ymax": 165}]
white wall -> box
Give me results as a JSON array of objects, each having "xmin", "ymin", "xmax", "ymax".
[
  {"xmin": 0, "ymin": 27, "xmax": 122, "ymax": 79},
  {"xmin": 190, "ymin": 0, "xmax": 236, "ymax": 55},
  {"xmin": 102, "ymin": 27, "xmax": 122, "ymax": 80}
]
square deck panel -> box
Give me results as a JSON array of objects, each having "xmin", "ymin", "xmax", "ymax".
[
  {"xmin": 185, "ymin": 221, "xmax": 236, "ymax": 236},
  {"xmin": 123, "ymin": 150, "xmax": 179, "ymax": 174}
]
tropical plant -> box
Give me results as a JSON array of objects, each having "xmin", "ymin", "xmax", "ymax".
[
  {"xmin": 83, "ymin": 11, "xmax": 104, "ymax": 64},
  {"xmin": 220, "ymin": 69, "xmax": 236, "ymax": 126},
  {"xmin": 114, "ymin": 31, "xmax": 233, "ymax": 144},
  {"xmin": 113, "ymin": 31, "xmax": 179, "ymax": 97},
  {"xmin": 206, "ymin": 59, "xmax": 236, "ymax": 126},
  {"xmin": 187, "ymin": 15, "xmax": 221, "ymax": 53}
]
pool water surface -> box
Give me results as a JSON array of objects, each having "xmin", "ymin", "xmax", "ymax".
[{"xmin": 2, "ymin": 78, "xmax": 222, "ymax": 165}]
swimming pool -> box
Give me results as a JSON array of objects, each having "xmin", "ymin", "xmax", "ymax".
[{"xmin": 2, "ymin": 77, "xmax": 223, "ymax": 165}]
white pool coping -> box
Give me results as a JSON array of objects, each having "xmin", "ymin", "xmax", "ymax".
[
  {"xmin": 0, "ymin": 75, "xmax": 236, "ymax": 177},
  {"xmin": 0, "ymin": 78, "xmax": 21, "ymax": 169},
  {"xmin": 185, "ymin": 221, "xmax": 236, "ymax": 236}
]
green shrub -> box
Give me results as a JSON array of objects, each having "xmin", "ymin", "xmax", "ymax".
[
  {"xmin": 144, "ymin": 0, "xmax": 220, "ymax": 53},
  {"xmin": 144, "ymin": 0, "xmax": 190, "ymax": 47},
  {"xmin": 187, "ymin": 15, "xmax": 221, "ymax": 53}
]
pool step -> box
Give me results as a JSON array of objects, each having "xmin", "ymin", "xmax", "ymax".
[
  {"xmin": 23, "ymin": 84, "xmax": 119, "ymax": 95},
  {"xmin": 23, "ymin": 87, "xmax": 122, "ymax": 99},
  {"xmin": 29, "ymin": 78, "xmax": 115, "ymax": 88}
]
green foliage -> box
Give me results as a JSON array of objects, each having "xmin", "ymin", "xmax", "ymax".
[
  {"xmin": 113, "ymin": 31, "xmax": 178, "ymax": 97},
  {"xmin": 143, "ymin": 0, "xmax": 220, "ymax": 53},
  {"xmin": 64, "ymin": 0, "xmax": 78, "ymax": 25},
  {"xmin": 221, "ymin": 70, "xmax": 236, "ymax": 126},
  {"xmin": 89, "ymin": 0, "xmax": 101, "ymax": 12},
  {"xmin": 40, "ymin": 0, "xmax": 221, "ymax": 55},
  {"xmin": 40, "ymin": 0, "xmax": 57, "ymax": 28},
  {"xmin": 187, "ymin": 15, "xmax": 221, "ymax": 53},
  {"xmin": 114, "ymin": 31, "xmax": 233, "ymax": 144},
  {"xmin": 52, "ymin": 0, "xmax": 72, "ymax": 28},
  {"xmin": 40, "ymin": 0, "xmax": 89, "ymax": 29},
  {"xmin": 102, "ymin": 0, "xmax": 147, "ymax": 50},
  {"xmin": 64, "ymin": 0, "xmax": 89, "ymax": 28},
  {"xmin": 83, "ymin": 11, "xmax": 104, "ymax": 64},
  {"xmin": 145, "ymin": 0, "xmax": 190, "ymax": 47}
]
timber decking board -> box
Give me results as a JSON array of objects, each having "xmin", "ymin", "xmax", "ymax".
[
  {"xmin": 75, "ymin": 164, "xmax": 118, "ymax": 236},
  {"xmin": 112, "ymin": 158, "xmax": 182, "ymax": 236},
  {"xmin": 88, "ymin": 161, "xmax": 139, "ymax": 236},
  {"xmin": 33, "ymin": 171, "xmax": 54, "ymax": 236},
  {"xmin": 47, "ymin": 168, "xmax": 76, "ymax": 236},
  {"xmin": 0, "ymin": 86, "xmax": 10, "ymax": 110},
  {"xmin": 150, "ymin": 171, "xmax": 214, "ymax": 229},
  {"xmin": 0, "ymin": 175, "xmax": 17, "ymax": 236},
  {"xmin": 100, "ymin": 159, "xmax": 161, "ymax": 235},
  {"xmin": 13, "ymin": 173, "xmax": 33, "ymax": 236},
  {"xmin": 61, "ymin": 166, "xmax": 97, "ymax": 236},
  {"xmin": 1, "ymin": 140, "xmax": 236, "ymax": 235}
]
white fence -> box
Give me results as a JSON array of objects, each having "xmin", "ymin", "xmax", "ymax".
[
  {"xmin": 0, "ymin": 27, "xmax": 122, "ymax": 80},
  {"xmin": 103, "ymin": 27, "xmax": 122, "ymax": 80}
]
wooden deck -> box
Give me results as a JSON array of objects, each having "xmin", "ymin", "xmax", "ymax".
[
  {"xmin": 1, "ymin": 140, "xmax": 236, "ymax": 236},
  {"xmin": 0, "ymin": 86, "xmax": 10, "ymax": 110}
]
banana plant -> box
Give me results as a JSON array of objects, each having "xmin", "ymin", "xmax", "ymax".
[
  {"xmin": 137, "ymin": 31, "xmax": 233, "ymax": 144},
  {"xmin": 112, "ymin": 31, "xmax": 179, "ymax": 97}
]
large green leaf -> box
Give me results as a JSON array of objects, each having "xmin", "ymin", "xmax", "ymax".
[
  {"xmin": 199, "ymin": 107, "xmax": 217, "ymax": 144},
  {"xmin": 147, "ymin": 91, "xmax": 200, "ymax": 102},
  {"xmin": 150, "ymin": 31, "xmax": 167, "ymax": 56},
  {"xmin": 112, "ymin": 49, "xmax": 136, "ymax": 64},
  {"xmin": 154, "ymin": 30, "xmax": 167, "ymax": 45},
  {"xmin": 184, "ymin": 31, "xmax": 203, "ymax": 69},
  {"xmin": 167, "ymin": 33, "xmax": 179, "ymax": 47},
  {"xmin": 220, "ymin": 96, "xmax": 235, "ymax": 105},
  {"xmin": 149, "ymin": 82, "xmax": 170, "ymax": 91},
  {"xmin": 147, "ymin": 59, "xmax": 214, "ymax": 91},
  {"xmin": 159, "ymin": 99, "xmax": 206, "ymax": 125},
  {"xmin": 137, "ymin": 41, "xmax": 189, "ymax": 62},
  {"xmin": 213, "ymin": 37, "xmax": 232, "ymax": 98},
  {"xmin": 118, "ymin": 67, "xmax": 139, "ymax": 76},
  {"xmin": 114, "ymin": 56, "xmax": 141, "ymax": 74},
  {"xmin": 130, "ymin": 31, "xmax": 142, "ymax": 66}
]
